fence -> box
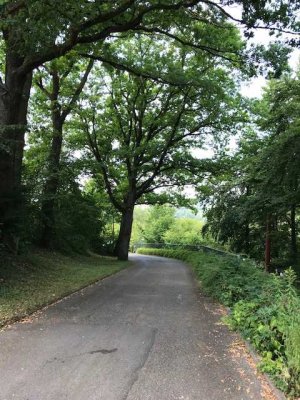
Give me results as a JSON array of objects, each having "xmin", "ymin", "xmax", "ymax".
[{"xmin": 133, "ymin": 242, "xmax": 242, "ymax": 259}]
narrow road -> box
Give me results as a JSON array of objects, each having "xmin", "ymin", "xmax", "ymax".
[{"xmin": 1, "ymin": 254, "xmax": 275, "ymax": 400}]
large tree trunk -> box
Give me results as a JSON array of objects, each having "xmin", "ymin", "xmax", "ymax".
[
  {"xmin": 290, "ymin": 205, "xmax": 297, "ymax": 262},
  {"xmin": 40, "ymin": 117, "xmax": 63, "ymax": 248},
  {"xmin": 114, "ymin": 205, "xmax": 135, "ymax": 261},
  {"xmin": 0, "ymin": 47, "xmax": 32, "ymax": 251}
]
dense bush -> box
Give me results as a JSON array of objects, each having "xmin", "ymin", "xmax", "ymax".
[{"xmin": 137, "ymin": 248, "xmax": 300, "ymax": 398}]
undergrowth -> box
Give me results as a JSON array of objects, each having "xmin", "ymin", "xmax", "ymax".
[{"xmin": 137, "ymin": 247, "xmax": 300, "ymax": 398}]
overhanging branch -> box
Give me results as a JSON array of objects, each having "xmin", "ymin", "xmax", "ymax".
[{"xmin": 79, "ymin": 53, "xmax": 189, "ymax": 87}]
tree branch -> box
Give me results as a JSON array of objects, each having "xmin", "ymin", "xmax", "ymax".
[
  {"xmin": 61, "ymin": 58, "xmax": 94, "ymax": 122},
  {"xmin": 17, "ymin": 1, "xmax": 204, "ymax": 75},
  {"xmin": 79, "ymin": 53, "xmax": 189, "ymax": 87},
  {"xmin": 110, "ymin": 87, "xmax": 133, "ymax": 178},
  {"xmin": 136, "ymin": 90, "xmax": 190, "ymax": 197},
  {"xmin": 132, "ymin": 26, "xmax": 239, "ymax": 63},
  {"xmin": 34, "ymin": 73, "xmax": 52, "ymax": 99},
  {"xmin": 80, "ymin": 113, "xmax": 124, "ymax": 212}
]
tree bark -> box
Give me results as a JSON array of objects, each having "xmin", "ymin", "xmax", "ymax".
[
  {"xmin": 40, "ymin": 117, "xmax": 63, "ymax": 248},
  {"xmin": 0, "ymin": 46, "xmax": 32, "ymax": 251},
  {"xmin": 114, "ymin": 205, "xmax": 135, "ymax": 261}
]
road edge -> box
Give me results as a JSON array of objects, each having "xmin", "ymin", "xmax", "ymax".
[{"xmin": 0, "ymin": 261, "xmax": 134, "ymax": 331}]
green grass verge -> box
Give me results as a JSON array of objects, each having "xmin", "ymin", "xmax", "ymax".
[
  {"xmin": 137, "ymin": 247, "xmax": 300, "ymax": 399},
  {"xmin": 0, "ymin": 249, "xmax": 129, "ymax": 328}
]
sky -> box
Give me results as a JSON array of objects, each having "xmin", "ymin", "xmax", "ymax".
[
  {"xmin": 192, "ymin": 5, "xmax": 300, "ymax": 160},
  {"xmin": 188, "ymin": 10, "xmax": 300, "ymax": 195},
  {"xmin": 240, "ymin": 37, "xmax": 300, "ymax": 98},
  {"xmin": 227, "ymin": 4, "xmax": 300, "ymax": 98}
]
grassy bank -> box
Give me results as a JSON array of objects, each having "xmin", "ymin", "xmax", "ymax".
[
  {"xmin": 0, "ymin": 249, "xmax": 128, "ymax": 328},
  {"xmin": 137, "ymin": 248, "xmax": 300, "ymax": 399}
]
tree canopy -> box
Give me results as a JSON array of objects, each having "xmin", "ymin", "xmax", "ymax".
[
  {"xmin": 68, "ymin": 33, "xmax": 243, "ymax": 259},
  {"xmin": 0, "ymin": 1, "xmax": 299, "ymax": 261},
  {"xmin": 199, "ymin": 68, "xmax": 300, "ymax": 271}
]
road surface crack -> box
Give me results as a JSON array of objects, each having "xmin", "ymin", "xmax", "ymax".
[
  {"xmin": 122, "ymin": 328, "xmax": 158, "ymax": 400},
  {"xmin": 43, "ymin": 348, "xmax": 118, "ymax": 366}
]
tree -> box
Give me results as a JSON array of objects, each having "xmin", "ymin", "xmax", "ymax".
[
  {"xmin": 142, "ymin": 206, "xmax": 176, "ymax": 245},
  {"xmin": 32, "ymin": 55, "xmax": 93, "ymax": 247},
  {"xmin": 23, "ymin": 149, "xmax": 108, "ymax": 253},
  {"xmin": 72, "ymin": 33, "xmax": 243, "ymax": 260},
  {"xmin": 255, "ymin": 72, "xmax": 300, "ymax": 267},
  {"xmin": 0, "ymin": 0, "xmax": 298, "ymax": 249},
  {"xmin": 201, "ymin": 71, "xmax": 300, "ymax": 272},
  {"xmin": 198, "ymin": 141, "xmax": 258, "ymax": 255},
  {"xmin": 164, "ymin": 218, "xmax": 204, "ymax": 246},
  {"xmin": 131, "ymin": 207, "xmax": 207, "ymax": 248},
  {"xmin": 131, "ymin": 206, "xmax": 150, "ymax": 247}
]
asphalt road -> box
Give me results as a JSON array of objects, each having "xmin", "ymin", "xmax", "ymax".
[{"xmin": 0, "ymin": 254, "xmax": 276, "ymax": 400}]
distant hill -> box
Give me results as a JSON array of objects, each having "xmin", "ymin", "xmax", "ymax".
[{"xmin": 175, "ymin": 206, "xmax": 204, "ymax": 220}]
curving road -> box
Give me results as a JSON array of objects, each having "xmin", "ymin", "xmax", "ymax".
[{"xmin": 0, "ymin": 254, "xmax": 276, "ymax": 400}]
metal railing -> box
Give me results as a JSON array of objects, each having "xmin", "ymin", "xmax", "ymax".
[{"xmin": 133, "ymin": 242, "xmax": 242, "ymax": 258}]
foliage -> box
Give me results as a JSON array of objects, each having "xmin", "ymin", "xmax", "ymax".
[
  {"xmin": 26, "ymin": 55, "xmax": 94, "ymax": 248},
  {"xmin": 68, "ymin": 33, "xmax": 244, "ymax": 259},
  {"xmin": 131, "ymin": 205, "xmax": 210, "ymax": 248},
  {"xmin": 0, "ymin": 0, "xmax": 298, "ymax": 254},
  {"xmin": 23, "ymin": 154, "xmax": 108, "ymax": 253},
  {"xmin": 141, "ymin": 206, "xmax": 176, "ymax": 244},
  {"xmin": 0, "ymin": 1, "xmax": 298, "ymax": 64},
  {"xmin": 199, "ymin": 70, "xmax": 300, "ymax": 272},
  {"xmin": 228, "ymin": 269, "xmax": 300, "ymax": 396},
  {"xmin": 73, "ymin": 34, "xmax": 243, "ymax": 210},
  {"xmin": 163, "ymin": 218, "xmax": 204, "ymax": 246},
  {"xmin": 131, "ymin": 207, "xmax": 150, "ymax": 246},
  {"xmin": 137, "ymin": 247, "xmax": 300, "ymax": 398}
]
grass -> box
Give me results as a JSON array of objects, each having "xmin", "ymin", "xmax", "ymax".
[{"xmin": 0, "ymin": 249, "xmax": 129, "ymax": 327}]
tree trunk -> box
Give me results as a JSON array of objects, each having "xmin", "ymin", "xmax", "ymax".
[
  {"xmin": 244, "ymin": 222, "xmax": 250, "ymax": 254},
  {"xmin": 114, "ymin": 205, "xmax": 135, "ymax": 261},
  {"xmin": 290, "ymin": 205, "xmax": 297, "ymax": 262},
  {"xmin": 0, "ymin": 47, "xmax": 32, "ymax": 251},
  {"xmin": 40, "ymin": 117, "xmax": 63, "ymax": 248},
  {"xmin": 265, "ymin": 214, "xmax": 271, "ymax": 272},
  {"xmin": 244, "ymin": 186, "xmax": 250, "ymax": 255}
]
